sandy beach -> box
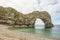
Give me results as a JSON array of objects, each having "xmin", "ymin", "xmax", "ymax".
[{"xmin": 0, "ymin": 25, "xmax": 59, "ymax": 40}]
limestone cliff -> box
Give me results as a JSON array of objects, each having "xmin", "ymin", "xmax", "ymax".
[{"xmin": 0, "ymin": 6, "xmax": 53, "ymax": 28}]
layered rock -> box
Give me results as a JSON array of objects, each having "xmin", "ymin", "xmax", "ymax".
[{"xmin": 0, "ymin": 6, "xmax": 54, "ymax": 28}]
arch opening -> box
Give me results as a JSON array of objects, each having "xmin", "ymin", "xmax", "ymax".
[{"xmin": 35, "ymin": 18, "xmax": 44, "ymax": 29}]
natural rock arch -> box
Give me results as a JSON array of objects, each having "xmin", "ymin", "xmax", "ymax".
[
  {"xmin": 0, "ymin": 6, "xmax": 54, "ymax": 28},
  {"xmin": 23, "ymin": 11, "xmax": 54, "ymax": 28}
]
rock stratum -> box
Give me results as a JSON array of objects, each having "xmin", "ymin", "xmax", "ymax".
[{"xmin": 0, "ymin": 6, "xmax": 53, "ymax": 28}]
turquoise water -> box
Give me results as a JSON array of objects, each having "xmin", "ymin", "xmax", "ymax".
[{"xmin": 16, "ymin": 25, "xmax": 60, "ymax": 39}]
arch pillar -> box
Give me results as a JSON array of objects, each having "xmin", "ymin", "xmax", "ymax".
[{"xmin": 41, "ymin": 18, "xmax": 53, "ymax": 28}]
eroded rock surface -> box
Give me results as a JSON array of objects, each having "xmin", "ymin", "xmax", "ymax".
[{"xmin": 0, "ymin": 6, "xmax": 53, "ymax": 28}]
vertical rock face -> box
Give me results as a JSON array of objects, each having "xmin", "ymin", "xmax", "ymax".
[{"xmin": 0, "ymin": 6, "xmax": 54, "ymax": 28}]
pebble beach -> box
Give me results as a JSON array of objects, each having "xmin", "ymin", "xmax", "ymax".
[{"xmin": 0, "ymin": 25, "xmax": 59, "ymax": 40}]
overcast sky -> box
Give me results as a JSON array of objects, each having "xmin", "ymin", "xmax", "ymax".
[{"xmin": 0, "ymin": 0, "xmax": 60, "ymax": 25}]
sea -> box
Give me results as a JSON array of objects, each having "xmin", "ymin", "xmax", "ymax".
[{"xmin": 16, "ymin": 25, "xmax": 60, "ymax": 39}]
